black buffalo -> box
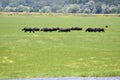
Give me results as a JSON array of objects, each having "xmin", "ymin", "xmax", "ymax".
[
  {"xmin": 97, "ymin": 28, "xmax": 105, "ymax": 32},
  {"xmin": 58, "ymin": 28, "xmax": 71, "ymax": 32},
  {"xmin": 22, "ymin": 27, "xmax": 35, "ymax": 33},
  {"xmin": 86, "ymin": 28, "xmax": 94, "ymax": 32},
  {"xmin": 41, "ymin": 27, "xmax": 59, "ymax": 32},
  {"xmin": 41, "ymin": 28, "xmax": 53, "ymax": 32},
  {"xmin": 51, "ymin": 27, "xmax": 60, "ymax": 31},
  {"xmin": 86, "ymin": 28, "xmax": 105, "ymax": 32},
  {"xmin": 71, "ymin": 27, "xmax": 82, "ymax": 31},
  {"xmin": 33, "ymin": 27, "xmax": 40, "ymax": 31}
]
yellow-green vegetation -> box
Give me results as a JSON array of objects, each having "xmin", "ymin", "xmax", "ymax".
[{"xmin": 0, "ymin": 14, "xmax": 120, "ymax": 78}]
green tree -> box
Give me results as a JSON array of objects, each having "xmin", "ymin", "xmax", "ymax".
[
  {"xmin": 95, "ymin": 2, "xmax": 102, "ymax": 13},
  {"xmin": 0, "ymin": 0, "xmax": 120, "ymax": 13},
  {"xmin": 84, "ymin": 0, "xmax": 96, "ymax": 13},
  {"xmin": 16, "ymin": 5, "xmax": 32, "ymax": 12},
  {"xmin": 51, "ymin": 6, "xmax": 61, "ymax": 13},
  {"xmin": 0, "ymin": 6, "xmax": 3, "ymax": 11},
  {"xmin": 65, "ymin": 4, "xmax": 80, "ymax": 13},
  {"xmin": 41, "ymin": 6, "xmax": 51, "ymax": 13},
  {"xmin": 116, "ymin": 6, "xmax": 120, "ymax": 13},
  {"xmin": 102, "ymin": 4, "xmax": 110, "ymax": 14},
  {"xmin": 1, "ymin": 0, "xmax": 10, "ymax": 7}
]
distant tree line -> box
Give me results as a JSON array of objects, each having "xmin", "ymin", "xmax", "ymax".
[{"xmin": 0, "ymin": 0, "xmax": 120, "ymax": 14}]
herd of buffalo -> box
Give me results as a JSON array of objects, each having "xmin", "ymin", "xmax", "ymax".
[{"xmin": 22, "ymin": 26, "xmax": 108, "ymax": 33}]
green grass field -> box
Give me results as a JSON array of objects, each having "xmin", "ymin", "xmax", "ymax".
[{"xmin": 0, "ymin": 14, "xmax": 120, "ymax": 78}]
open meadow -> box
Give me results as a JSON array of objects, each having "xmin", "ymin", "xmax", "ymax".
[{"xmin": 0, "ymin": 14, "xmax": 120, "ymax": 78}]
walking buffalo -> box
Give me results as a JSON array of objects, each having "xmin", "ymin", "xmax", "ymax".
[
  {"xmin": 86, "ymin": 28, "xmax": 105, "ymax": 32},
  {"xmin": 22, "ymin": 26, "xmax": 106, "ymax": 33},
  {"xmin": 22, "ymin": 27, "xmax": 35, "ymax": 33},
  {"xmin": 96, "ymin": 28, "xmax": 105, "ymax": 32},
  {"xmin": 41, "ymin": 27, "xmax": 60, "ymax": 32},
  {"xmin": 71, "ymin": 27, "xmax": 82, "ymax": 31},
  {"xmin": 33, "ymin": 27, "xmax": 40, "ymax": 31},
  {"xmin": 86, "ymin": 28, "xmax": 94, "ymax": 32},
  {"xmin": 41, "ymin": 28, "xmax": 53, "ymax": 32},
  {"xmin": 58, "ymin": 28, "xmax": 71, "ymax": 32},
  {"xmin": 51, "ymin": 27, "xmax": 60, "ymax": 31}
]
